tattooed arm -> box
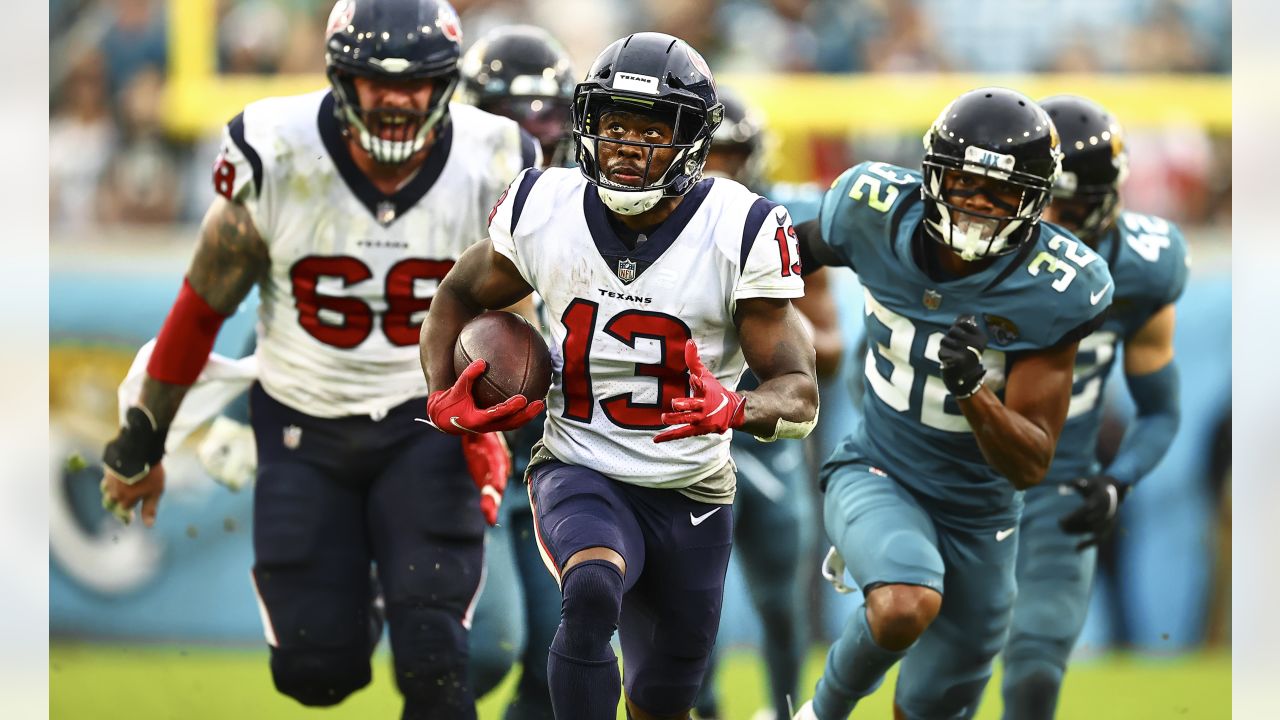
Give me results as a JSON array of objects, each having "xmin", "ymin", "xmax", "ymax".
[
  {"xmin": 101, "ymin": 196, "xmax": 268, "ymax": 525},
  {"xmin": 139, "ymin": 196, "xmax": 269, "ymax": 425}
]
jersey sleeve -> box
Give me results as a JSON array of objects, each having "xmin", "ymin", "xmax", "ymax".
[
  {"xmin": 735, "ymin": 203, "xmax": 805, "ymax": 302},
  {"xmin": 1154, "ymin": 220, "xmax": 1191, "ymax": 307},
  {"xmin": 818, "ymin": 161, "xmax": 922, "ymax": 272},
  {"xmin": 1040, "ymin": 226, "xmax": 1116, "ymax": 347},
  {"xmin": 213, "ymin": 111, "xmax": 268, "ymax": 233},
  {"xmin": 473, "ymin": 114, "xmax": 542, "ymax": 243},
  {"xmin": 488, "ymin": 168, "xmax": 541, "ymax": 285}
]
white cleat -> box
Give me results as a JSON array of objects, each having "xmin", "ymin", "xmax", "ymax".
[{"xmin": 792, "ymin": 700, "xmax": 819, "ymax": 720}]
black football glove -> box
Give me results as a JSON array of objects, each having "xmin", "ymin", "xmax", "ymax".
[
  {"xmin": 102, "ymin": 406, "xmax": 167, "ymax": 485},
  {"xmin": 938, "ymin": 315, "xmax": 987, "ymax": 399},
  {"xmin": 1058, "ymin": 475, "xmax": 1131, "ymax": 551}
]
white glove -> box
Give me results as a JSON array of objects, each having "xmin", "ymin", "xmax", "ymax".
[
  {"xmin": 198, "ymin": 416, "xmax": 257, "ymax": 491},
  {"xmin": 821, "ymin": 545, "xmax": 855, "ymax": 594}
]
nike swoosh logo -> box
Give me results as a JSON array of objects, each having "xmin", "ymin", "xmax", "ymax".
[
  {"xmin": 996, "ymin": 527, "xmax": 1016, "ymax": 542},
  {"xmin": 690, "ymin": 507, "xmax": 722, "ymax": 526},
  {"xmin": 708, "ymin": 394, "xmax": 729, "ymax": 417},
  {"xmin": 449, "ymin": 417, "xmax": 479, "ymax": 435},
  {"xmin": 1090, "ymin": 282, "xmax": 1113, "ymax": 306}
]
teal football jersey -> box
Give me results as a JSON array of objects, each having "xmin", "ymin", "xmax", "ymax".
[
  {"xmin": 818, "ymin": 162, "xmax": 1115, "ymax": 520},
  {"xmin": 1047, "ymin": 211, "xmax": 1190, "ymax": 482}
]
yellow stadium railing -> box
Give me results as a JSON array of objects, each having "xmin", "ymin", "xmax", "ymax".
[{"xmin": 166, "ymin": 0, "xmax": 1230, "ymax": 181}]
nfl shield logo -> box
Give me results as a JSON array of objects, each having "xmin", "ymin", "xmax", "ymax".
[
  {"xmin": 923, "ymin": 289, "xmax": 942, "ymax": 310},
  {"xmin": 617, "ymin": 258, "xmax": 637, "ymax": 283},
  {"xmin": 376, "ymin": 201, "xmax": 397, "ymax": 226},
  {"xmin": 282, "ymin": 425, "xmax": 302, "ymax": 450}
]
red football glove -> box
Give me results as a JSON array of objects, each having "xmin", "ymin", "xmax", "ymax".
[
  {"xmin": 427, "ymin": 359, "xmax": 544, "ymax": 435},
  {"xmin": 654, "ymin": 340, "xmax": 746, "ymax": 443},
  {"xmin": 461, "ymin": 432, "xmax": 510, "ymax": 526}
]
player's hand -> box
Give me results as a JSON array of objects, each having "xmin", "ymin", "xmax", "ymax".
[
  {"xmin": 655, "ymin": 340, "xmax": 746, "ymax": 443},
  {"xmin": 198, "ymin": 416, "xmax": 257, "ymax": 492},
  {"xmin": 101, "ymin": 466, "xmax": 166, "ymax": 526},
  {"xmin": 426, "ymin": 359, "xmax": 545, "ymax": 435},
  {"xmin": 938, "ymin": 315, "xmax": 988, "ymax": 399},
  {"xmin": 100, "ymin": 406, "xmax": 168, "ymax": 527},
  {"xmin": 1058, "ymin": 475, "xmax": 1130, "ymax": 550},
  {"xmin": 461, "ymin": 432, "xmax": 511, "ymax": 526}
]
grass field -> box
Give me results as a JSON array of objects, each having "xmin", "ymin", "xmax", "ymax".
[{"xmin": 50, "ymin": 643, "xmax": 1229, "ymax": 719}]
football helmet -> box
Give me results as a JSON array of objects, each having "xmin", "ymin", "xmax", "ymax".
[
  {"xmin": 324, "ymin": 0, "xmax": 464, "ymax": 164},
  {"xmin": 921, "ymin": 87, "xmax": 1063, "ymax": 261},
  {"xmin": 708, "ymin": 86, "xmax": 768, "ymax": 189},
  {"xmin": 1040, "ymin": 94, "xmax": 1129, "ymax": 245},
  {"xmin": 457, "ymin": 25, "xmax": 576, "ymax": 167},
  {"xmin": 572, "ymin": 32, "xmax": 724, "ymax": 215}
]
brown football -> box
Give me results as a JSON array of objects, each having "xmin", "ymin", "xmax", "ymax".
[{"xmin": 453, "ymin": 311, "xmax": 553, "ymax": 408}]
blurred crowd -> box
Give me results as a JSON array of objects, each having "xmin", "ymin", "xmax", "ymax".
[{"xmin": 49, "ymin": 0, "xmax": 1232, "ymax": 232}]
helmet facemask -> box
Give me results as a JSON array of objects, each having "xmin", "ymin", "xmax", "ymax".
[
  {"xmin": 329, "ymin": 70, "xmax": 458, "ymax": 165},
  {"xmin": 480, "ymin": 96, "xmax": 573, "ymax": 166},
  {"xmin": 923, "ymin": 166, "xmax": 1052, "ymax": 261},
  {"xmin": 573, "ymin": 89, "xmax": 719, "ymax": 216},
  {"xmin": 1048, "ymin": 154, "xmax": 1128, "ymax": 246},
  {"xmin": 921, "ymin": 144, "xmax": 1057, "ymax": 261}
]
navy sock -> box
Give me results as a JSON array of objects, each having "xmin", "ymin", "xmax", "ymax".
[{"xmin": 546, "ymin": 560, "xmax": 624, "ymax": 719}]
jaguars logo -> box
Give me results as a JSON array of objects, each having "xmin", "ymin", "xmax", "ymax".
[{"xmin": 984, "ymin": 314, "xmax": 1021, "ymax": 346}]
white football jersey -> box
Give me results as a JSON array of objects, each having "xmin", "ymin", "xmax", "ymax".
[
  {"xmin": 490, "ymin": 168, "xmax": 804, "ymax": 489},
  {"xmin": 216, "ymin": 90, "xmax": 537, "ymax": 418}
]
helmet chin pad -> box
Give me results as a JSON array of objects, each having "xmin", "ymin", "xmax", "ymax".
[{"xmin": 598, "ymin": 186, "xmax": 662, "ymax": 215}]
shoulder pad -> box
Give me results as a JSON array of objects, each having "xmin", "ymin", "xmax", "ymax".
[
  {"xmin": 1013, "ymin": 223, "xmax": 1114, "ymax": 347},
  {"xmin": 819, "ymin": 162, "xmax": 922, "ymax": 268},
  {"xmin": 1114, "ymin": 212, "xmax": 1191, "ymax": 307}
]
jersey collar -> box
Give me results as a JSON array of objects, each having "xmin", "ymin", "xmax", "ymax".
[
  {"xmin": 317, "ymin": 92, "xmax": 453, "ymax": 227},
  {"xmin": 583, "ymin": 179, "xmax": 713, "ymax": 284}
]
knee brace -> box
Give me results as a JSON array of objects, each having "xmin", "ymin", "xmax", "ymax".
[
  {"xmin": 553, "ymin": 559, "xmax": 623, "ymax": 663},
  {"xmin": 386, "ymin": 603, "xmax": 472, "ymax": 708},
  {"xmin": 269, "ymin": 645, "xmax": 371, "ymax": 707}
]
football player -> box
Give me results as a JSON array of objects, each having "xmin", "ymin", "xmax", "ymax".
[
  {"xmin": 455, "ymin": 24, "xmax": 575, "ymax": 719},
  {"xmin": 694, "ymin": 87, "xmax": 842, "ymax": 720},
  {"xmin": 420, "ymin": 32, "xmax": 820, "ymax": 720},
  {"xmin": 790, "ymin": 88, "xmax": 1114, "ymax": 719},
  {"xmin": 1000, "ymin": 95, "xmax": 1187, "ymax": 720},
  {"xmin": 98, "ymin": 1, "xmax": 539, "ymax": 717}
]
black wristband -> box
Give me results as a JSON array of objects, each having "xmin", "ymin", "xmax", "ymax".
[{"xmin": 102, "ymin": 406, "xmax": 168, "ymax": 484}]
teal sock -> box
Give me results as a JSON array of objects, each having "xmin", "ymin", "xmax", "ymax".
[{"xmin": 812, "ymin": 605, "xmax": 907, "ymax": 719}]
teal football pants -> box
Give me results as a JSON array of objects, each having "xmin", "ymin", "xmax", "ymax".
[
  {"xmin": 814, "ymin": 463, "xmax": 1018, "ymax": 719},
  {"xmin": 1001, "ymin": 481, "xmax": 1097, "ymax": 720}
]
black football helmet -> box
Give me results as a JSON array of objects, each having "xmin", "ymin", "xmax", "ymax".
[
  {"xmin": 572, "ymin": 32, "xmax": 724, "ymax": 215},
  {"xmin": 324, "ymin": 0, "xmax": 464, "ymax": 164},
  {"xmin": 1040, "ymin": 95, "xmax": 1129, "ymax": 245},
  {"xmin": 921, "ymin": 87, "xmax": 1063, "ymax": 261},
  {"xmin": 457, "ymin": 25, "xmax": 575, "ymax": 167},
  {"xmin": 708, "ymin": 86, "xmax": 767, "ymax": 189}
]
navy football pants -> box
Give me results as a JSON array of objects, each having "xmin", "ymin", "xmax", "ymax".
[{"xmin": 249, "ymin": 384, "xmax": 486, "ymax": 719}]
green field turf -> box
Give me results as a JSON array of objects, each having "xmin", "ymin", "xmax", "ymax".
[{"xmin": 50, "ymin": 642, "xmax": 1229, "ymax": 719}]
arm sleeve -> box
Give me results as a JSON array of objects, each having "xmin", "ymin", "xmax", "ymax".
[
  {"xmin": 1104, "ymin": 360, "xmax": 1181, "ymax": 487},
  {"xmin": 796, "ymin": 218, "xmax": 848, "ymax": 275},
  {"xmin": 734, "ymin": 205, "xmax": 805, "ymax": 302}
]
